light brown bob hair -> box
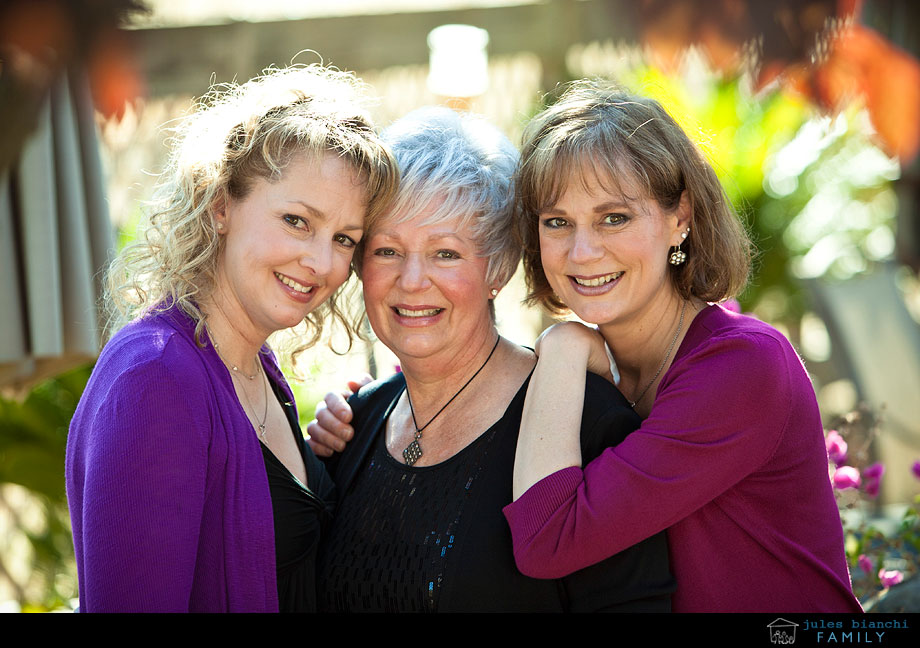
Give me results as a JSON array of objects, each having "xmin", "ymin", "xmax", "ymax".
[
  {"xmin": 107, "ymin": 64, "xmax": 398, "ymax": 353},
  {"xmin": 516, "ymin": 79, "xmax": 751, "ymax": 314}
]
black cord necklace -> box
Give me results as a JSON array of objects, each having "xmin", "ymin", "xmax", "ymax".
[{"xmin": 402, "ymin": 334, "xmax": 501, "ymax": 466}]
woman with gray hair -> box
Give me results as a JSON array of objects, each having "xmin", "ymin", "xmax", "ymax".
[{"xmin": 313, "ymin": 107, "xmax": 673, "ymax": 612}]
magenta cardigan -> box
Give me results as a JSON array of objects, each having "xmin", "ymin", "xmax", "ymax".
[
  {"xmin": 504, "ymin": 304, "xmax": 862, "ymax": 612},
  {"xmin": 66, "ymin": 305, "xmax": 282, "ymax": 612}
]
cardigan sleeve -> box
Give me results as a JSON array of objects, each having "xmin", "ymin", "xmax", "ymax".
[
  {"xmin": 559, "ymin": 373, "xmax": 675, "ymax": 611},
  {"xmin": 68, "ymin": 339, "xmax": 211, "ymax": 612},
  {"xmin": 503, "ymin": 330, "xmax": 795, "ymax": 578}
]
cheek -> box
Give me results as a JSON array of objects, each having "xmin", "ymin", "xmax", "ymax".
[
  {"xmin": 440, "ymin": 270, "xmax": 489, "ymax": 311},
  {"xmin": 330, "ymin": 249, "xmax": 355, "ymax": 285},
  {"xmin": 538, "ymin": 239, "xmax": 567, "ymax": 278},
  {"xmin": 360, "ymin": 264, "xmax": 390, "ymax": 304}
]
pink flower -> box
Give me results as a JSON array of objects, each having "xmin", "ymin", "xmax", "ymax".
[
  {"xmin": 857, "ymin": 554, "xmax": 873, "ymax": 575},
  {"xmin": 912, "ymin": 460, "xmax": 920, "ymax": 480},
  {"xmin": 832, "ymin": 466, "xmax": 861, "ymax": 489},
  {"xmin": 878, "ymin": 569, "xmax": 904, "ymax": 588},
  {"xmin": 861, "ymin": 462, "xmax": 885, "ymax": 498},
  {"xmin": 825, "ymin": 430, "xmax": 848, "ymax": 465}
]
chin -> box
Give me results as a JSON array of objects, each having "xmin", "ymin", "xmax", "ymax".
[
  {"xmin": 570, "ymin": 305, "xmax": 617, "ymax": 327},
  {"xmin": 270, "ymin": 308, "xmax": 316, "ymax": 334}
]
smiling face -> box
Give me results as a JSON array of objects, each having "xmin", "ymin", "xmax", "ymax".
[
  {"xmin": 361, "ymin": 204, "xmax": 496, "ymax": 368},
  {"xmin": 212, "ymin": 153, "xmax": 366, "ymax": 342},
  {"xmin": 538, "ymin": 166, "xmax": 690, "ymax": 331}
]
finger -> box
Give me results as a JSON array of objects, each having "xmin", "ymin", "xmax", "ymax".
[
  {"xmin": 315, "ymin": 407, "xmax": 354, "ymax": 441},
  {"xmin": 323, "ymin": 391, "xmax": 354, "ymax": 424},
  {"xmin": 306, "ymin": 418, "xmax": 349, "ymax": 454},
  {"xmin": 306, "ymin": 434, "xmax": 333, "ymax": 457},
  {"xmin": 346, "ymin": 373, "xmax": 373, "ymax": 394}
]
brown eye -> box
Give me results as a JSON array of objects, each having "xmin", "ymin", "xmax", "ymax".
[
  {"xmin": 602, "ymin": 213, "xmax": 629, "ymax": 226},
  {"xmin": 334, "ymin": 233, "xmax": 357, "ymax": 248},
  {"xmin": 284, "ymin": 214, "xmax": 307, "ymax": 229},
  {"xmin": 541, "ymin": 217, "xmax": 568, "ymax": 229}
]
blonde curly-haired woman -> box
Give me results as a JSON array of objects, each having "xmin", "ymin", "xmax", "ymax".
[{"xmin": 65, "ymin": 65, "xmax": 397, "ymax": 612}]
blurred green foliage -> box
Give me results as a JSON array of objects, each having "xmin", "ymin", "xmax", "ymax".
[
  {"xmin": 0, "ymin": 364, "xmax": 91, "ymax": 610},
  {"xmin": 612, "ymin": 64, "xmax": 899, "ymax": 326}
]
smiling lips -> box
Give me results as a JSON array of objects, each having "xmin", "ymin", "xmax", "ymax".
[
  {"xmin": 275, "ymin": 271, "xmax": 314, "ymax": 294},
  {"xmin": 394, "ymin": 306, "xmax": 443, "ymax": 318},
  {"xmin": 571, "ymin": 271, "xmax": 623, "ymax": 288}
]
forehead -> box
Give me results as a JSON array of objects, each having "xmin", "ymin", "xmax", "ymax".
[
  {"xmin": 552, "ymin": 159, "xmax": 645, "ymax": 206},
  {"xmin": 370, "ymin": 194, "xmax": 478, "ymax": 241},
  {"xmin": 370, "ymin": 209, "xmax": 476, "ymax": 243}
]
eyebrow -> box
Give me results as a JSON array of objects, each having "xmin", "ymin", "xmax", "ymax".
[
  {"xmin": 286, "ymin": 200, "xmax": 363, "ymax": 232},
  {"xmin": 371, "ymin": 228, "xmax": 470, "ymax": 243},
  {"xmin": 544, "ymin": 200, "xmax": 629, "ymax": 215}
]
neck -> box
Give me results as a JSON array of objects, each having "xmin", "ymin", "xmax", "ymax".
[
  {"xmin": 599, "ymin": 294, "xmax": 698, "ymax": 385},
  {"xmin": 400, "ymin": 330, "xmax": 500, "ymax": 417},
  {"xmin": 200, "ymin": 291, "xmax": 267, "ymax": 373}
]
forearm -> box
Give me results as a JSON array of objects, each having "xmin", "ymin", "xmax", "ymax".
[{"xmin": 512, "ymin": 339, "xmax": 587, "ymax": 499}]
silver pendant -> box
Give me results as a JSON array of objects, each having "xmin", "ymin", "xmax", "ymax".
[{"xmin": 403, "ymin": 439, "xmax": 422, "ymax": 466}]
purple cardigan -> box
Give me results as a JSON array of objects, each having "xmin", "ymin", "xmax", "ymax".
[
  {"xmin": 66, "ymin": 305, "xmax": 284, "ymax": 612},
  {"xmin": 504, "ymin": 304, "xmax": 862, "ymax": 612}
]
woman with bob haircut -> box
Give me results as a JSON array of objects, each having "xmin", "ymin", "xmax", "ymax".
[
  {"xmin": 65, "ymin": 65, "xmax": 397, "ymax": 612},
  {"xmin": 310, "ymin": 106, "xmax": 674, "ymax": 612},
  {"xmin": 503, "ymin": 80, "xmax": 862, "ymax": 612}
]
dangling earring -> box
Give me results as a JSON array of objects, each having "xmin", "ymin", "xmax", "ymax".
[{"xmin": 669, "ymin": 227, "xmax": 690, "ymax": 266}]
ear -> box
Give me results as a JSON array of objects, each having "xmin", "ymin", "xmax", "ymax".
[
  {"xmin": 212, "ymin": 197, "xmax": 229, "ymax": 233},
  {"xmin": 669, "ymin": 191, "xmax": 692, "ymax": 246}
]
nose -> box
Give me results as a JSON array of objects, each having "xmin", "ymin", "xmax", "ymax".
[
  {"xmin": 569, "ymin": 225, "xmax": 604, "ymax": 265},
  {"xmin": 396, "ymin": 253, "xmax": 431, "ymax": 292},
  {"xmin": 299, "ymin": 239, "xmax": 333, "ymax": 277}
]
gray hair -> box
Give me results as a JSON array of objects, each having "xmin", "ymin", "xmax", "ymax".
[{"xmin": 358, "ymin": 106, "xmax": 520, "ymax": 287}]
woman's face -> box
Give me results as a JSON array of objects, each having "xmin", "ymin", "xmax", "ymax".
[
  {"xmin": 361, "ymin": 205, "xmax": 495, "ymax": 368},
  {"xmin": 213, "ymin": 154, "xmax": 365, "ymax": 341},
  {"xmin": 537, "ymin": 167, "xmax": 689, "ymax": 330}
]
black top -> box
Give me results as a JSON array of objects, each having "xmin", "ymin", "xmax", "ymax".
[
  {"xmin": 263, "ymin": 376, "xmax": 336, "ymax": 613},
  {"xmin": 318, "ymin": 370, "xmax": 674, "ymax": 612}
]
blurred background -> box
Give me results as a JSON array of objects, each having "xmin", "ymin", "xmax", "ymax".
[{"xmin": 1, "ymin": 0, "xmax": 919, "ymax": 611}]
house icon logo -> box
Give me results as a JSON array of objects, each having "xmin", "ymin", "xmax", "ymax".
[{"xmin": 768, "ymin": 618, "xmax": 799, "ymax": 644}]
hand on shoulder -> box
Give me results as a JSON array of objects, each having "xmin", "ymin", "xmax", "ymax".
[
  {"xmin": 306, "ymin": 374, "xmax": 372, "ymax": 457},
  {"xmin": 536, "ymin": 322, "xmax": 613, "ymax": 382}
]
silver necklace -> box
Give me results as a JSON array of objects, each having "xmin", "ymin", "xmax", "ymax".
[
  {"xmin": 205, "ymin": 321, "xmax": 269, "ymax": 440},
  {"xmin": 236, "ymin": 360, "xmax": 269, "ymax": 442},
  {"xmin": 629, "ymin": 300, "xmax": 687, "ymax": 409},
  {"xmin": 205, "ymin": 322, "xmax": 259, "ymax": 381},
  {"xmin": 402, "ymin": 335, "xmax": 501, "ymax": 466}
]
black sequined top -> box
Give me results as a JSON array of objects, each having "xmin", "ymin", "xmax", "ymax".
[{"xmin": 317, "ymin": 372, "xmax": 674, "ymax": 612}]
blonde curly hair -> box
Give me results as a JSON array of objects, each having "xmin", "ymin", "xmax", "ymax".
[{"xmin": 106, "ymin": 64, "xmax": 398, "ymax": 355}]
